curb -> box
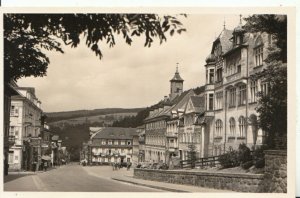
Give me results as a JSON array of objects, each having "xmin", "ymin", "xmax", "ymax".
[{"xmin": 111, "ymin": 177, "xmax": 189, "ymax": 192}]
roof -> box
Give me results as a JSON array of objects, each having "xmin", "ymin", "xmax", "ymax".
[
  {"xmin": 190, "ymin": 96, "xmax": 205, "ymax": 114},
  {"xmin": 170, "ymin": 67, "xmax": 184, "ymax": 82},
  {"xmin": 211, "ymin": 29, "xmax": 233, "ymax": 54},
  {"xmin": 92, "ymin": 127, "xmax": 137, "ymax": 140},
  {"xmin": 144, "ymin": 89, "xmax": 194, "ymax": 122}
]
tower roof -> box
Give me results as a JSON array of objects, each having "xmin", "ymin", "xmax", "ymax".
[{"xmin": 170, "ymin": 65, "xmax": 184, "ymax": 82}]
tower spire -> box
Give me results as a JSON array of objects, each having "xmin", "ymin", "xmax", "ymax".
[
  {"xmin": 176, "ymin": 62, "xmax": 179, "ymax": 73},
  {"xmin": 223, "ymin": 17, "xmax": 226, "ymax": 30}
]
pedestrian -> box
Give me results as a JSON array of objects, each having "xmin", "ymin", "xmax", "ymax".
[
  {"xmin": 127, "ymin": 162, "xmax": 131, "ymax": 171},
  {"xmin": 112, "ymin": 162, "xmax": 115, "ymax": 171},
  {"xmin": 44, "ymin": 161, "xmax": 48, "ymax": 171}
]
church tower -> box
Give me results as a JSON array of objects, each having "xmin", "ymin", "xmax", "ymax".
[{"xmin": 169, "ymin": 63, "xmax": 184, "ymax": 100}]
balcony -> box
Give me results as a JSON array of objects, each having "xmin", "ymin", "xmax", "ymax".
[
  {"xmin": 226, "ymin": 72, "xmax": 242, "ymax": 83},
  {"xmin": 166, "ymin": 132, "xmax": 177, "ymax": 138},
  {"xmin": 204, "ymin": 111, "xmax": 214, "ymax": 117},
  {"xmin": 205, "ymin": 84, "xmax": 214, "ymax": 91},
  {"xmin": 215, "ymin": 80, "xmax": 223, "ymax": 88}
]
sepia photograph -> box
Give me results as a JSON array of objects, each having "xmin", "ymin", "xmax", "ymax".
[{"xmin": 1, "ymin": 6, "xmax": 295, "ymax": 197}]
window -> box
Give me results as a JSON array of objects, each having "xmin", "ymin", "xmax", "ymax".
[
  {"xmin": 261, "ymin": 82, "xmax": 269, "ymax": 96},
  {"xmin": 238, "ymin": 84, "xmax": 247, "ymax": 105},
  {"xmin": 229, "ymin": 87, "xmax": 236, "ymax": 107},
  {"xmin": 8, "ymin": 152, "xmax": 14, "ymax": 164},
  {"xmin": 255, "ymin": 46, "xmax": 263, "ymax": 66},
  {"xmin": 127, "ymin": 141, "xmax": 131, "ymax": 145},
  {"xmin": 215, "ymin": 120, "xmax": 223, "ymax": 137},
  {"xmin": 239, "ymin": 116, "xmax": 246, "ymax": 137},
  {"xmin": 10, "ymin": 106, "xmax": 19, "ymax": 116},
  {"xmin": 237, "ymin": 65, "xmax": 241, "ymax": 73},
  {"xmin": 215, "ymin": 91, "xmax": 223, "ymax": 110},
  {"xmin": 250, "ymin": 80, "xmax": 258, "ymax": 103},
  {"xmin": 102, "ymin": 140, "xmax": 106, "ymax": 145},
  {"xmin": 229, "ymin": 118, "xmax": 236, "ymax": 137},
  {"xmin": 9, "ymin": 126, "xmax": 15, "ymax": 136},
  {"xmin": 209, "ymin": 69, "xmax": 214, "ymax": 84},
  {"xmin": 209, "ymin": 94, "xmax": 214, "ymax": 110},
  {"xmin": 114, "ymin": 140, "xmax": 119, "ymax": 145},
  {"xmin": 216, "ymin": 68, "xmax": 223, "ymax": 82}
]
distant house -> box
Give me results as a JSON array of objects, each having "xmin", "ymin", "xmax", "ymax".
[{"xmin": 89, "ymin": 127, "xmax": 137, "ymax": 165}]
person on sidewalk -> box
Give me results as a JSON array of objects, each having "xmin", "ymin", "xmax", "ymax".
[
  {"xmin": 44, "ymin": 161, "xmax": 48, "ymax": 171},
  {"xmin": 127, "ymin": 162, "xmax": 131, "ymax": 171}
]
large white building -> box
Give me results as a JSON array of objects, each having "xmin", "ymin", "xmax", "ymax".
[
  {"xmin": 9, "ymin": 87, "xmax": 43, "ymax": 171},
  {"xmin": 143, "ymin": 20, "xmax": 271, "ymax": 164}
]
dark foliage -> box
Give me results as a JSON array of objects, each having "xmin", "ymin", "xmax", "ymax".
[
  {"xmin": 243, "ymin": 14, "xmax": 287, "ymax": 63},
  {"xmin": 112, "ymin": 107, "xmax": 150, "ymax": 128},
  {"xmin": 187, "ymin": 144, "xmax": 197, "ymax": 169},
  {"xmin": 238, "ymin": 143, "xmax": 252, "ymax": 164},
  {"xmin": 4, "ymin": 14, "xmax": 186, "ymax": 82},
  {"xmin": 252, "ymin": 145, "xmax": 268, "ymax": 168},
  {"xmin": 50, "ymin": 123, "xmax": 89, "ymax": 161},
  {"xmin": 241, "ymin": 161, "xmax": 253, "ymax": 170},
  {"xmin": 218, "ymin": 150, "xmax": 239, "ymax": 168}
]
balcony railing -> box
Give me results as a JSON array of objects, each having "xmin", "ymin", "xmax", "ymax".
[{"xmin": 226, "ymin": 72, "xmax": 242, "ymax": 83}]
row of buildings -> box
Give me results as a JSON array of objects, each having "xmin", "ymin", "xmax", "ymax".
[
  {"xmin": 139, "ymin": 20, "xmax": 270, "ymax": 165},
  {"xmin": 81, "ymin": 19, "xmax": 273, "ymax": 168},
  {"xmin": 4, "ymin": 82, "xmax": 68, "ymax": 173}
]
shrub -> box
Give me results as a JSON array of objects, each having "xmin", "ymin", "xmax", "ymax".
[
  {"xmin": 241, "ymin": 161, "xmax": 253, "ymax": 170},
  {"xmin": 219, "ymin": 150, "xmax": 239, "ymax": 168},
  {"xmin": 255, "ymin": 158, "xmax": 265, "ymax": 168},
  {"xmin": 252, "ymin": 145, "xmax": 268, "ymax": 168},
  {"xmin": 238, "ymin": 143, "xmax": 252, "ymax": 164}
]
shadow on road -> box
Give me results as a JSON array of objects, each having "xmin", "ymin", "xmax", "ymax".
[{"xmin": 4, "ymin": 174, "xmax": 34, "ymax": 183}]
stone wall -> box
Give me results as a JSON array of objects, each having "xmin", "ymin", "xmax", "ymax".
[
  {"xmin": 134, "ymin": 149, "xmax": 287, "ymax": 193},
  {"xmin": 134, "ymin": 169, "xmax": 264, "ymax": 192},
  {"xmin": 260, "ymin": 150, "xmax": 287, "ymax": 193}
]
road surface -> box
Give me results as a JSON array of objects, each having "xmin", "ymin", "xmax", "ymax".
[{"xmin": 4, "ymin": 164, "xmax": 162, "ymax": 192}]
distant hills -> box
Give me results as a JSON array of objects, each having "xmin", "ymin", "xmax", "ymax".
[{"xmin": 45, "ymin": 108, "xmax": 145, "ymax": 127}]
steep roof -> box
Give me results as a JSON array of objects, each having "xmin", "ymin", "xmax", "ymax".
[
  {"xmin": 211, "ymin": 29, "xmax": 233, "ymax": 54},
  {"xmin": 170, "ymin": 67, "xmax": 184, "ymax": 82},
  {"xmin": 190, "ymin": 96, "xmax": 205, "ymax": 114},
  {"xmin": 92, "ymin": 127, "xmax": 137, "ymax": 140}
]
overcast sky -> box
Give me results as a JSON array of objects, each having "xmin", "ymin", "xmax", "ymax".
[{"xmin": 17, "ymin": 14, "xmax": 241, "ymax": 112}]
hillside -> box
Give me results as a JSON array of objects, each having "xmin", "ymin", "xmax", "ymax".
[{"xmin": 45, "ymin": 108, "xmax": 144, "ymax": 127}]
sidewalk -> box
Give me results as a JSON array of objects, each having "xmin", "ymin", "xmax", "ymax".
[{"xmin": 111, "ymin": 175, "xmax": 233, "ymax": 192}]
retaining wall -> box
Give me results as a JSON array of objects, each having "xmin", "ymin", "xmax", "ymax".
[
  {"xmin": 134, "ymin": 149, "xmax": 287, "ymax": 193},
  {"xmin": 134, "ymin": 168, "xmax": 264, "ymax": 192}
]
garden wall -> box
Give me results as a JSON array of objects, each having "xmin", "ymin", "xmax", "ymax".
[
  {"xmin": 134, "ymin": 149, "xmax": 287, "ymax": 193},
  {"xmin": 261, "ymin": 150, "xmax": 287, "ymax": 193},
  {"xmin": 134, "ymin": 168, "xmax": 264, "ymax": 192}
]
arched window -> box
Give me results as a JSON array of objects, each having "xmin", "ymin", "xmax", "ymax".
[
  {"xmin": 229, "ymin": 117, "xmax": 236, "ymax": 136},
  {"xmin": 215, "ymin": 119, "xmax": 223, "ymax": 137},
  {"xmin": 239, "ymin": 116, "xmax": 246, "ymax": 137}
]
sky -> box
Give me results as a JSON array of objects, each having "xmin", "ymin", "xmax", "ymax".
[{"xmin": 17, "ymin": 14, "xmax": 241, "ymax": 112}]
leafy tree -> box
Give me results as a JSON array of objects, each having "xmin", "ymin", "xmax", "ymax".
[
  {"xmin": 244, "ymin": 15, "xmax": 287, "ymax": 149},
  {"xmin": 4, "ymin": 14, "xmax": 186, "ymax": 82}
]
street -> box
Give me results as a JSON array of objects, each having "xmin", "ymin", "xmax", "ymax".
[{"xmin": 4, "ymin": 164, "xmax": 162, "ymax": 192}]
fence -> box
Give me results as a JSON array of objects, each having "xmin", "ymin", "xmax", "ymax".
[{"xmin": 180, "ymin": 155, "xmax": 221, "ymax": 169}]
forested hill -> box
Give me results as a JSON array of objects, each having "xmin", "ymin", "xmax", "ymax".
[{"xmin": 45, "ymin": 108, "xmax": 144, "ymax": 123}]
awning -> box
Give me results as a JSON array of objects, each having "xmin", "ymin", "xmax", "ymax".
[{"xmin": 41, "ymin": 155, "xmax": 51, "ymax": 161}]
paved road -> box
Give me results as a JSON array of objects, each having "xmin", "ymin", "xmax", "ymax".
[{"xmin": 4, "ymin": 164, "xmax": 162, "ymax": 192}]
